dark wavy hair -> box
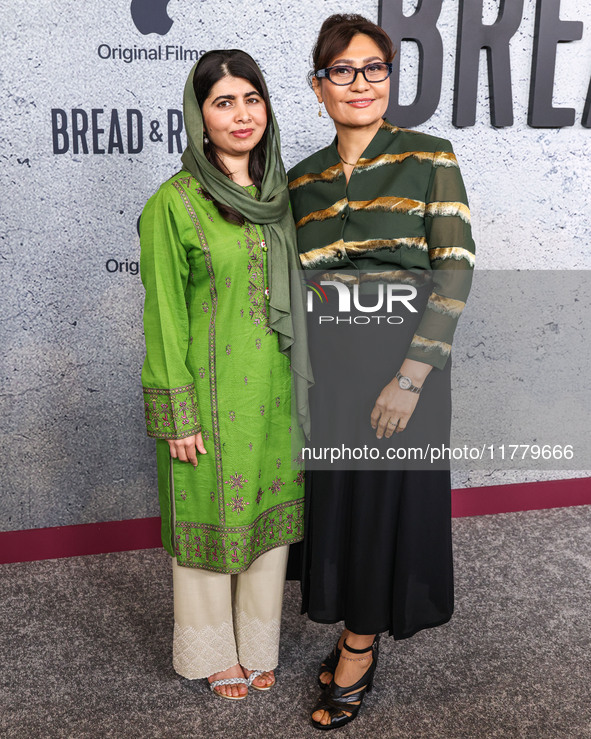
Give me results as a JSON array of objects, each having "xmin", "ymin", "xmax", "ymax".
[
  {"xmin": 312, "ymin": 14, "xmax": 395, "ymax": 75},
  {"xmin": 193, "ymin": 49, "xmax": 271, "ymax": 225}
]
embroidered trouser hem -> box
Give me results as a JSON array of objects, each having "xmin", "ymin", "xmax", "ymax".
[{"xmin": 171, "ymin": 544, "xmax": 289, "ymax": 679}]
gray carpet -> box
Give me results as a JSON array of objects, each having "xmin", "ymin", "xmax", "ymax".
[{"xmin": 1, "ymin": 506, "xmax": 590, "ymax": 739}]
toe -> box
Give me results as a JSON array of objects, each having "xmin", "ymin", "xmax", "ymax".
[{"xmin": 253, "ymin": 670, "xmax": 274, "ymax": 687}]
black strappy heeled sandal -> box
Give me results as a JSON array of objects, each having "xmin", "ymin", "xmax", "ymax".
[
  {"xmin": 317, "ymin": 640, "xmax": 341, "ymax": 689},
  {"xmin": 311, "ymin": 636, "xmax": 380, "ymax": 731}
]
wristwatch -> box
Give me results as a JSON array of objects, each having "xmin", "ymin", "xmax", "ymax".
[{"xmin": 395, "ymin": 371, "xmax": 422, "ymax": 394}]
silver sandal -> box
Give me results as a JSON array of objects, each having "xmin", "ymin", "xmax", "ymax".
[
  {"xmin": 246, "ymin": 669, "xmax": 276, "ymax": 691},
  {"xmin": 209, "ymin": 676, "xmax": 249, "ymax": 700}
]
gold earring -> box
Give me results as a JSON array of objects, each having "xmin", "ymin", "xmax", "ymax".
[{"xmin": 318, "ymin": 103, "xmax": 323, "ymax": 118}]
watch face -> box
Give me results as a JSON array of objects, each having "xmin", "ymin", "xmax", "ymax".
[{"xmin": 399, "ymin": 375, "xmax": 412, "ymax": 390}]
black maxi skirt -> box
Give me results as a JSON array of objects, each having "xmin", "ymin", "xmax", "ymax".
[{"xmin": 300, "ymin": 276, "xmax": 454, "ymax": 639}]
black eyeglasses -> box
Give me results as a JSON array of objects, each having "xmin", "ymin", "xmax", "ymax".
[{"xmin": 315, "ymin": 62, "xmax": 393, "ymax": 86}]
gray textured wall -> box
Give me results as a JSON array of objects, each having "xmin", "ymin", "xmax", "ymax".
[{"xmin": 1, "ymin": 0, "xmax": 590, "ymax": 532}]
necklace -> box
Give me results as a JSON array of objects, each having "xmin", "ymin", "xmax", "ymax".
[{"xmin": 338, "ymin": 151, "xmax": 358, "ymax": 167}]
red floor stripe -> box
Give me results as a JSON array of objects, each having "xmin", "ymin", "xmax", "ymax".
[
  {"xmin": 1, "ymin": 478, "xmax": 589, "ymax": 564},
  {"xmin": 0, "ymin": 517, "xmax": 162, "ymax": 565},
  {"xmin": 451, "ymin": 476, "xmax": 591, "ymax": 517}
]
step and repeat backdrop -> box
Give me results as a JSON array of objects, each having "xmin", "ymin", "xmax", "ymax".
[{"xmin": 1, "ymin": 0, "xmax": 590, "ymax": 532}]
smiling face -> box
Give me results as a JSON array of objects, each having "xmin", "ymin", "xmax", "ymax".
[
  {"xmin": 313, "ymin": 33, "xmax": 390, "ymax": 131},
  {"xmin": 202, "ymin": 75, "xmax": 268, "ymax": 161}
]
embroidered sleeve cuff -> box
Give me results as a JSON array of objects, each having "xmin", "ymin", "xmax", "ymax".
[
  {"xmin": 143, "ymin": 384, "xmax": 201, "ymax": 440},
  {"xmin": 405, "ymin": 334, "xmax": 451, "ymax": 370}
]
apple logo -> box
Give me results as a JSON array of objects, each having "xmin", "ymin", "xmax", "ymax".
[{"xmin": 130, "ymin": 0, "xmax": 174, "ymax": 36}]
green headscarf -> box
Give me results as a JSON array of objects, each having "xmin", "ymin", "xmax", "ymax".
[{"xmin": 180, "ymin": 54, "xmax": 312, "ymax": 436}]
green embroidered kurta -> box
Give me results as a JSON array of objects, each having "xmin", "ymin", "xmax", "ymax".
[
  {"xmin": 140, "ymin": 171, "xmax": 305, "ymax": 574},
  {"xmin": 288, "ymin": 119, "xmax": 475, "ymax": 369}
]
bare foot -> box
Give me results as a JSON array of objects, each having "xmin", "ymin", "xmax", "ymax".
[
  {"xmin": 242, "ymin": 667, "xmax": 276, "ymax": 690},
  {"xmin": 208, "ymin": 663, "xmax": 248, "ymax": 699}
]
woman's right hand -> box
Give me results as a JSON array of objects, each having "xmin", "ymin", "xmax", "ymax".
[{"xmin": 167, "ymin": 433, "xmax": 207, "ymax": 468}]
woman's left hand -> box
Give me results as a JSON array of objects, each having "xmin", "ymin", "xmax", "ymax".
[
  {"xmin": 371, "ymin": 380, "xmax": 420, "ymax": 438},
  {"xmin": 370, "ymin": 360, "xmax": 432, "ymax": 439}
]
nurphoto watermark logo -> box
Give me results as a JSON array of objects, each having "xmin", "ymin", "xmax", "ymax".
[{"xmin": 305, "ymin": 277, "xmax": 418, "ymax": 326}]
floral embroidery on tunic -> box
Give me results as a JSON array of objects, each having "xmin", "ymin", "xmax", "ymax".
[
  {"xmin": 202, "ymin": 430, "xmax": 210, "ymax": 441},
  {"xmin": 244, "ymin": 224, "xmax": 271, "ymax": 331},
  {"xmin": 276, "ymin": 459, "xmax": 281, "ymax": 468},
  {"xmin": 180, "ymin": 490, "xmax": 187, "ymax": 501},
  {"xmin": 269, "ymin": 477, "xmax": 285, "ymax": 496},
  {"xmin": 275, "ymin": 397, "xmax": 280, "ymax": 407},
  {"xmin": 244, "ymin": 376, "xmax": 248, "ymax": 384},
  {"xmin": 224, "ymin": 472, "xmax": 248, "ymax": 490},
  {"xmin": 225, "ymin": 277, "xmax": 231, "ymax": 288},
  {"xmin": 293, "ymin": 452, "xmax": 304, "ymax": 465},
  {"xmin": 255, "ymin": 338, "xmax": 261, "ymax": 350},
  {"xmin": 240, "ymin": 309, "xmax": 244, "ymax": 317},
  {"xmin": 226, "ymin": 345, "xmax": 231, "ymax": 355},
  {"xmin": 226, "ymin": 495, "xmax": 250, "ymax": 513},
  {"xmin": 248, "ymin": 442, "xmax": 253, "ymax": 450},
  {"xmin": 202, "ymin": 301, "xmax": 209, "ymax": 312},
  {"xmin": 189, "ymin": 336, "xmax": 193, "ymax": 345},
  {"xmin": 198, "ymin": 367, "xmax": 206, "ymax": 378},
  {"xmin": 256, "ymin": 488, "xmax": 263, "ymax": 504},
  {"xmin": 143, "ymin": 383, "xmax": 201, "ymax": 439},
  {"xmin": 175, "ymin": 505, "xmax": 305, "ymax": 573},
  {"xmin": 229, "ymin": 411, "xmax": 236, "ymax": 422},
  {"xmin": 194, "ymin": 185, "xmax": 213, "ymax": 201},
  {"xmin": 210, "ymin": 491, "xmax": 215, "ymax": 502},
  {"xmin": 260, "ymin": 405, "xmax": 265, "ymax": 416},
  {"xmin": 294, "ymin": 470, "xmax": 305, "ymax": 486}
]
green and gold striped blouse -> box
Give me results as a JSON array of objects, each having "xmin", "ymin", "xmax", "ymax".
[{"xmin": 288, "ymin": 119, "xmax": 475, "ymax": 370}]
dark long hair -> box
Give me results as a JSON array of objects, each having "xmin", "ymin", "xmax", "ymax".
[{"xmin": 193, "ymin": 49, "xmax": 271, "ymax": 225}]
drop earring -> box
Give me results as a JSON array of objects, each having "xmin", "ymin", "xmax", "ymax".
[
  {"xmin": 318, "ymin": 103, "xmax": 323, "ymax": 118},
  {"xmin": 203, "ymin": 133, "xmax": 209, "ymax": 144}
]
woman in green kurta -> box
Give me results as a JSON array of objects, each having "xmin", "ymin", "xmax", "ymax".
[{"xmin": 140, "ymin": 50, "xmax": 311, "ymax": 699}]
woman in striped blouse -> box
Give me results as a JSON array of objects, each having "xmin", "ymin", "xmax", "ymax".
[{"xmin": 288, "ymin": 14, "xmax": 475, "ymax": 730}]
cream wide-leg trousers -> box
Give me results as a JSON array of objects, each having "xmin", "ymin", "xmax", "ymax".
[{"xmin": 171, "ymin": 544, "xmax": 290, "ymax": 679}]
